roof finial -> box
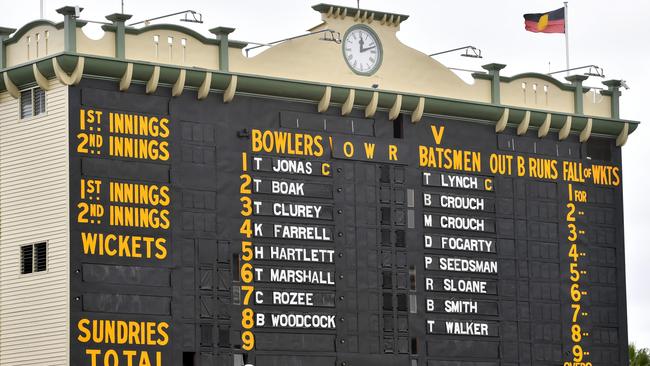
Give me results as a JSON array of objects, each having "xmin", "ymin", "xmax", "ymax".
[{"xmin": 357, "ymin": 0, "xmax": 360, "ymax": 9}]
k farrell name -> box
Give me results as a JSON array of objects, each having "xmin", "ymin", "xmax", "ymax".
[{"xmin": 254, "ymin": 223, "xmax": 332, "ymax": 241}]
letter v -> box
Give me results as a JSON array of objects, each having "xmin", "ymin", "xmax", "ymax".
[{"xmin": 431, "ymin": 125, "xmax": 445, "ymax": 144}]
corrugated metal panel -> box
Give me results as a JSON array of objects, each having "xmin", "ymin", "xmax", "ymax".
[{"xmin": 0, "ymin": 80, "xmax": 69, "ymax": 365}]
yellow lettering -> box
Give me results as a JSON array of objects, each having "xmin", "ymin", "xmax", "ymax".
[
  {"xmin": 388, "ymin": 144, "xmax": 398, "ymax": 161},
  {"xmin": 517, "ymin": 156, "xmax": 526, "ymax": 176},
  {"xmin": 78, "ymin": 319, "xmax": 92, "ymax": 342},
  {"xmin": 321, "ymin": 162, "xmax": 330, "ymax": 176},
  {"xmin": 418, "ymin": 146, "xmax": 481, "ymax": 172},
  {"xmin": 85, "ymin": 349, "xmax": 101, "ymax": 366},
  {"xmin": 430, "ymin": 125, "xmax": 445, "ymax": 144},
  {"xmin": 343, "ymin": 141, "xmax": 354, "ymax": 158},
  {"xmin": 363, "ymin": 142, "xmax": 376, "ymax": 159}
]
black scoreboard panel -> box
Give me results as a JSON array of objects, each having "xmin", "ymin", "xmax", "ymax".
[{"xmin": 69, "ymin": 79, "xmax": 628, "ymax": 366}]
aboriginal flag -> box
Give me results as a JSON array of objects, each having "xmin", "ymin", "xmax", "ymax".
[{"xmin": 524, "ymin": 7, "xmax": 566, "ymax": 33}]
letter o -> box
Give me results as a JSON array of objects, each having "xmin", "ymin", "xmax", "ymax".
[{"xmin": 343, "ymin": 141, "xmax": 354, "ymax": 158}]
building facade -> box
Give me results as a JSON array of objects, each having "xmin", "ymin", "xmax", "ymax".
[{"xmin": 0, "ymin": 3, "xmax": 637, "ymax": 366}]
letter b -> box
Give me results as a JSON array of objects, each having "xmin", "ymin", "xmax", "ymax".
[{"xmin": 256, "ymin": 313, "xmax": 265, "ymax": 327}]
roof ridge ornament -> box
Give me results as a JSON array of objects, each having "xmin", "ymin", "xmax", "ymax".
[{"xmin": 312, "ymin": 3, "xmax": 409, "ymax": 25}]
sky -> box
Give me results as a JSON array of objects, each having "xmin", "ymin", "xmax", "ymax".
[{"xmin": 1, "ymin": 0, "xmax": 649, "ymax": 349}]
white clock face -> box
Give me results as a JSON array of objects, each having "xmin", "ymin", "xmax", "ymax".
[{"xmin": 343, "ymin": 26, "xmax": 382, "ymax": 75}]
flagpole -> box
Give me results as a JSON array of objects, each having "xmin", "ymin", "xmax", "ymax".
[{"xmin": 564, "ymin": 2, "xmax": 570, "ymax": 76}]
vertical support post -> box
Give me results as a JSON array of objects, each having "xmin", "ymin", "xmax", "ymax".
[
  {"xmin": 565, "ymin": 74, "xmax": 588, "ymax": 115},
  {"xmin": 209, "ymin": 27, "xmax": 235, "ymax": 72},
  {"xmin": 563, "ymin": 2, "xmax": 570, "ymax": 76},
  {"xmin": 602, "ymin": 80, "xmax": 623, "ymax": 120},
  {"xmin": 56, "ymin": 6, "xmax": 83, "ymax": 53},
  {"xmin": 106, "ymin": 13, "xmax": 133, "ymax": 60},
  {"xmin": 0, "ymin": 27, "xmax": 16, "ymax": 69},
  {"xmin": 481, "ymin": 63, "xmax": 507, "ymax": 105}
]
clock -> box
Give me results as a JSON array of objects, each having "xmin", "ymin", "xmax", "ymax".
[{"xmin": 342, "ymin": 25, "xmax": 382, "ymax": 75}]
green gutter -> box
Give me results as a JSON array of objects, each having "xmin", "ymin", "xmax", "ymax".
[{"xmin": 0, "ymin": 53, "xmax": 639, "ymax": 137}]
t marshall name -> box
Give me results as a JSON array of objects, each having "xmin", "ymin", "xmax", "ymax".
[{"xmin": 253, "ymin": 268, "xmax": 335, "ymax": 285}]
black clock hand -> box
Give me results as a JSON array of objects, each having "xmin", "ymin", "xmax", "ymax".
[
  {"xmin": 360, "ymin": 45, "xmax": 376, "ymax": 53},
  {"xmin": 358, "ymin": 37, "xmax": 364, "ymax": 53}
]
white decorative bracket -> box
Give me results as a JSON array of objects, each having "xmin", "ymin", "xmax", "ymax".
[
  {"xmin": 53, "ymin": 56, "xmax": 84, "ymax": 86},
  {"xmin": 197, "ymin": 72, "xmax": 212, "ymax": 100},
  {"xmin": 2, "ymin": 72, "xmax": 19, "ymax": 99},
  {"xmin": 172, "ymin": 69, "xmax": 186, "ymax": 97},
  {"xmin": 389, "ymin": 94, "xmax": 402, "ymax": 121},
  {"xmin": 516, "ymin": 111, "xmax": 531, "ymax": 135},
  {"xmin": 579, "ymin": 118, "xmax": 593, "ymax": 143},
  {"xmin": 146, "ymin": 66, "xmax": 160, "ymax": 94},
  {"xmin": 119, "ymin": 63, "xmax": 133, "ymax": 92},
  {"xmin": 341, "ymin": 89, "xmax": 355, "ymax": 116},
  {"xmin": 223, "ymin": 75, "xmax": 238, "ymax": 103},
  {"xmin": 495, "ymin": 108, "xmax": 509, "ymax": 133},
  {"xmin": 32, "ymin": 64, "xmax": 50, "ymax": 91},
  {"xmin": 318, "ymin": 86, "xmax": 331, "ymax": 113},
  {"xmin": 411, "ymin": 97, "xmax": 425, "ymax": 123},
  {"xmin": 538, "ymin": 113, "xmax": 552, "ymax": 138},
  {"xmin": 558, "ymin": 115, "xmax": 572, "ymax": 140},
  {"xmin": 365, "ymin": 91, "xmax": 378, "ymax": 118},
  {"xmin": 616, "ymin": 122, "xmax": 629, "ymax": 147}
]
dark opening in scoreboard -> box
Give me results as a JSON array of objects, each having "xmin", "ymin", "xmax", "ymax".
[{"xmin": 69, "ymin": 79, "xmax": 628, "ymax": 366}]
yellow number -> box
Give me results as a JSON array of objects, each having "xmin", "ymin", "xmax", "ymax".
[
  {"xmin": 242, "ymin": 330, "xmax": 255, "ymax": 351},
  {"xmin": 241, "ymin": 196, "xmax": 252, "ymax": 216},
  {"xmin": 571, "ymin": 304, "xmax": 581, "ymax": 322},
  {"xmin": 570, "ymin": 263, "xmax": 580, "ymax": 282},
  {"xmin": 240, "ymin": 174, "xmax": 252, "ymax": 194},
  {"xmin": 240, "ymin": 219, "xmax": 252, "ymax": 238},
  {"xmin": 568, "ymin": 244, "xmax": 579, "ymax": 262},
  {"xmin": 242, "ymin": 152, "xmax": 248, "ymax": 172},
  {"xmin": 568, "ymin": 223, "xmax": 578, "ymax": 241},
  {"xmin": 566, "ymin": 203, "xmax": 576, "ymax": 222},
  {"xmin": 242, "ymin": 308, "xmax": 254, "ymax": 329},
  {"xmin": 240, "ymin": 263, "xmax": 253, "ymax": 283},
  {"xmin": 571, "ymin": 324, "xmax": 582, "ymax": 342},
  {"xmin": 571, "ymin": 283, "xmax": 582, "ymax": 302},
  {"xmin": 241, "ymin": 241, "xmax": 253, "ymax": 261},
  {"xmin": 77, "ymin": 133, "xmax": 89, "ymax": 153},
  {"xmin": 77, "ymin": 202, "xmax": 89, "ymax": 223},
  {"xmin": 241, "ymin": 285, "xmax": 254, "ymax": 305},
  {"xmin": 572, "ymin": 344, "xmax": 583, "ymax": 362}
]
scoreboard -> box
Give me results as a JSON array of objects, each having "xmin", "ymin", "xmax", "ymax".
[{"xmin": 69, "ymin": 79, "xmax": 627, "ymax": 366}]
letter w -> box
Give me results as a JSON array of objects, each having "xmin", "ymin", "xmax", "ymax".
[{"xmin": 364, "ymin": 143, "xmax": 376, "ymax": 159}]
